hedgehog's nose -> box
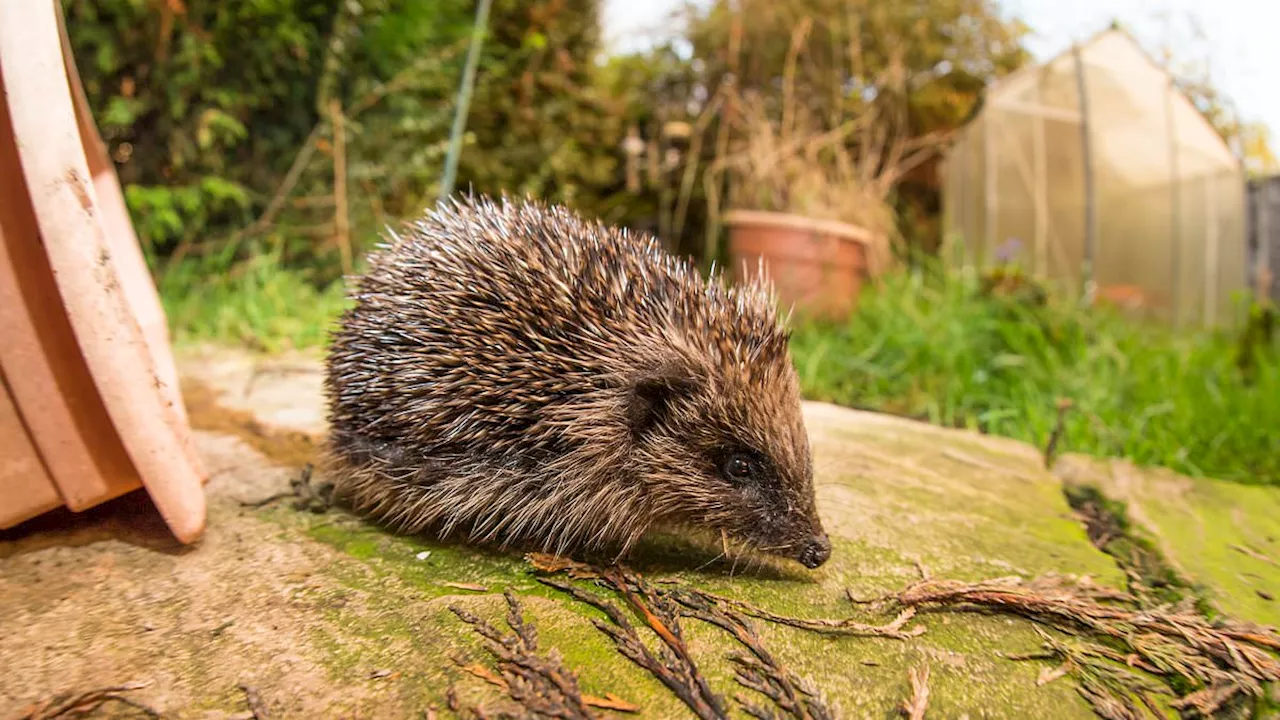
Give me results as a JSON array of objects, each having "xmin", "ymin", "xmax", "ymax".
[{"xmin": 796, "ymin": 534, "xmax": 831, "ymax": 569}]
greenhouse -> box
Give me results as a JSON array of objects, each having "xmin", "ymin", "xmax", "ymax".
[{"xmin": 941, "ymin": 27, "xmax": 1249, "ymax": 327}]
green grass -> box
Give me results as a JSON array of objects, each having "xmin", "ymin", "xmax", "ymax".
[
  {"xmin": 789, "ymin": 266, "xmax": 1279, "ymax": 486},
  {"xmin": 158, "ymin": 250, "xmax": 350, "ymax": 353},
  {"xmin": 158, "ymin": 254, "xmax": 1278, "ymax": 485}
]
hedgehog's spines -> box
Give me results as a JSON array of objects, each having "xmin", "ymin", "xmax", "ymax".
[{"xmin": 322, "ymin": 193, "xmax": 823, "ymax": 564}]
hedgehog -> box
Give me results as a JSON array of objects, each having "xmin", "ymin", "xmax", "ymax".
[{"xmin": 322, "ymin": 194, "xmax": 831, "ymax": 569}]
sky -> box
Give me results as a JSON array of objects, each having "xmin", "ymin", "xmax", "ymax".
[{"xmin": 600, "ymin": 0, "xmax": 1280, "ymax": 140}]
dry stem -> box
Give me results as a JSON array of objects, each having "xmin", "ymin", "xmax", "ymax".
[
  {"xmin": 900, "ymin": 664, "xmax": 929, "ymax": 720},
  {"xmin": 13, "ymin": 682, "xmax": 160, "ymax": 720},
  {"xmin": 530, "ymin": 554, "xmax": 875, "ymax": 719},
  {"xmin": 449, "ymin": 588, "xmax": 639, "ymax": 719},
  {"xmin": 893, "ymin": 575, "xmax": 1280, "ymax": 717}
]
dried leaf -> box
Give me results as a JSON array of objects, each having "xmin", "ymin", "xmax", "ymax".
[
  {"xmin": 440, "ymin": 582, "xmax": 488, "ymax": 592},
  {"xmin": 901, "ymin": 664, "xmax": 929, "ymax": 720},
  {"xmin": 582, "ymin": 692, "xmax": 641, "ymax": 713},
  {"xmin": 459, "ymin": 663, "xmax": 508, "ymax": 690},
  {"xmin": 1036, "ymin": 663, "xmax": 1071, "ymax": 687}
]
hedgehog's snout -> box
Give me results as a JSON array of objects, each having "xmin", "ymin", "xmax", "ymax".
[{"xmin": 794, "ymin": 533, "xmax": 832, "ymax": 569}]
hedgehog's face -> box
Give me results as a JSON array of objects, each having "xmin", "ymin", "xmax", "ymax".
[{"xmin": 627, "ymin": 362, "xmax": 831, "ymax": 570}]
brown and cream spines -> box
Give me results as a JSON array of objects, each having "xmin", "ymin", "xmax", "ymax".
[{"xmin": 323, "ymin": 195, "xmax": 830, "ymax": 569}]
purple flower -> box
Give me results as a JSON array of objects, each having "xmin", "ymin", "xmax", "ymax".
[{"xmin": 994, "ymin": 237, "xmax": 1023, "ymax": 264}]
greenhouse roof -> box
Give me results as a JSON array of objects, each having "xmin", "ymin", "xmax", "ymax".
[{"xmin": 983, "ymin": 27, "xmax": 1240, "ymax": 188}]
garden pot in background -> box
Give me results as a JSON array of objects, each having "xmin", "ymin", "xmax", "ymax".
[
  {"xmin": 724, "ymin": 210, "xmax": 880, "ymax": 322},
  {"xmin": 0, "ymin": 0, "xmax": 207, "ymax": 541}
]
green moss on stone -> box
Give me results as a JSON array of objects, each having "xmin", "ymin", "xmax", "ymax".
[
  {"xmin": 1058, "ymin": 456, "xmax": 1280, "ymax": 627},
  {"xmin": 251, "ymin": 405, "xmax": 1156, "ymax": 717}
]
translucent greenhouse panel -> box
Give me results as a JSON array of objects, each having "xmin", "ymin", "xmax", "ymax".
[
  {"xmin": 941, "ymin": 134, "xmax": 969, "ymax": 267},
  {"xmin": 1042, "ymin": 117, "xmax": 1086, "ymax": 290},
  {"xmin": 981, "ymin": 47, "xmax": 1090, "ymax": 293},
  {"xmin": 1082, "ymin": 53, "xmax": 1179, "ymax": 320},
  {"xmin": 1209, "ymin": 169, "xmax": 1249, "ymax": 326},
  {"xmin": 1161, "ymin": 167, "xmax": 1247, "ymax": 328},
  {"xmin": 940, "ymin": 28, "xmax": 1248, "ymax": 326},
  {"xmin": 943, "ymin": 117, "xmax": 994, "ymax": 269},
  {"xmin": 1173, "ymin": 171, "xmax": 1205, "ymax": 327},
  {"xmin": 960, "ymin": 125, "xmax": 985, "ymax": 266},
  {"xmin": 949, "ymin": 124, "xmax": 986, "ymax": 268},
  {"xmin": 988, "ymin": 106, "xmax": 1041, "ymax": 269}
]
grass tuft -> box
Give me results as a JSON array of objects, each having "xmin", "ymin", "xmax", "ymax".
[
  {"xmin": 788, "ymin": 265, "xmax": 1279, "ymax": 485},
  {"xmin": 158, "ymin": 251, "xmax": 350, "ymax": 353}
]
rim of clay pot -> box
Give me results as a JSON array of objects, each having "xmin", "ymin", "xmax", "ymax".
[
  {"xmin": 0, "ymin": 114, "xmax": 144, "ymax": 514},
  {"xmin": 58, "ymin": 7, "xmax": 192, "ymax": 437},
  {"xmin": 0, "ymin": 0, "xmax": 207, "ymax": 544},
  {"xmin": 723, "ymin": 209, "xmax": 877, "ymax": 246}
]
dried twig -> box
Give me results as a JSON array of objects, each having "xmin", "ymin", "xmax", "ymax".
[
  {"xmin": 581, "ymin": 694, "xmax": 642, "ymax": 714},
  {"xmin": 239, "ymin": 463, "xmax": 329, "ymax": 512},
  {"xmin": 441, "ymin": 582, "xmax": 489, "ymax": 592},
  {"xmin": 14, "ymin": 682, "xmax": 160, "ymax": 720},
  {"xmin": 240, "ymin": 491, "xmax": 295, "ymax": 509},
  {"xmin": 239, "ymin": 683, "xmax": 270, "ymax": 720},
  {"xmin": 674, "ymin": 585, "xmax": 921, "ymax": 640},
  {"xmin": 1229, "ymin": 543, "xmax": 1279, "ymax": 567},
  {"xmin": 671, "ymin": 87, "xmax": 727, "ymax": 241},
  {"xmin": 532, "ymin": 555, "xmax": 859, "ymax": 719},
  {"xmin": 899, "ymin": 664, "xmax": 929, "ymax": 720},
  {"xmin": 459, "ymin": 661, "xmax": 639, "ymax": 714},
  {"xmin": 1043, "ymin": 398, "xmax": 1074, "ymax": 469},
  {"xmin": 292, "ymin": 463, "xmax": 334, "ymax": 513},
  {"xmin": 1020, "ymin": 629, "xmax": 1169, "ymax": 720},
  {"xmin": 328, "ymin": 99, "xmax": 352, "ymax": 276},
  {"xmin": 536, "ymin": 575, "xmax": 729, "ymax": 720},
  {"xmin": 674, "ymin": 590, "xmax": 835, "ymax": 720},
  {"xmin": 449, "ymin": 589, "xmax": 639, "ymax": 719},
  {"xmin": 528, "ymin": 552, "xmax": 921, "ymax": 639},
  {"xmin": 895, "ymin": 575, "xmax": 1280, "ymax": 716}
]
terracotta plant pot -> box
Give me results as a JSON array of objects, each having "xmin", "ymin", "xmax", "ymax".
[
  {"xmin": 0, "ymin": 371, "xmax": 62, "ymax": 526},
  {"xmin": 724, "ymin": 210, "xmax": 880, "ymax": 322},
  {"xmin": 0, "ymin": 0, "xmax": 207, "ymax": 541}
]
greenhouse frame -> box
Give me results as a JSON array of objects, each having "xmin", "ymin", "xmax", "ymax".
[{"xmin": 941, "ymin": 27, "xmax": 1249, "ymax": 328}]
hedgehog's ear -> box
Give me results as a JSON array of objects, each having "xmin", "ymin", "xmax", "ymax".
[{"xmin": 627, "ymin": 365, "xmax": 700, "ymax": 434}]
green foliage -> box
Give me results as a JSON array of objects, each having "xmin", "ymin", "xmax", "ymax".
[
  {"xmin": 159, "ymin": 252, "xmax": 349, "ymax": 353},
  {"xmin": 326, "ymin": 0, "xmax": 634, "ymax": 255},
  {"xmin": 679, "ymin": 0, "xmax": 1030, "ymax": 256},
  {"xmin": 63, "ymin": 0, "xmax": 337, "ymax": 255},
  {"xmin": 325, "ymin": 0, "xmax": 475, "ymax": 220},
  {"xmin": 66, "ymin": 0, "xmax": 636, "ymax": 266},
  {"xmin": 126, "ymin": 177, "xmax": 252, "ymax": 257},
  {"xmin": 687, "ymin": 0, "xmax": 1029, "ymax": 134},
  {"xmin": 789, "ymin": 263, "xmax": 1280, "ymax": 485},
  {"xmin": 449, "ymin": 0, "xmax": 626, "ymax": 217}
]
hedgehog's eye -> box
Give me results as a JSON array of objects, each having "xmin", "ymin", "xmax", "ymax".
[{"xmin": 723, "ymin": 453, "xmax": 755, "ymax": 483}]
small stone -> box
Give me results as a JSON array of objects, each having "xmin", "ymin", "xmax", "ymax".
[
  {"xmin": 370, "ymin": 669, "xmax": 393, "ymax": 679},
  {"xmin": 415, "ymin": 551, "xmax": 431, "ymax": 561}
]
